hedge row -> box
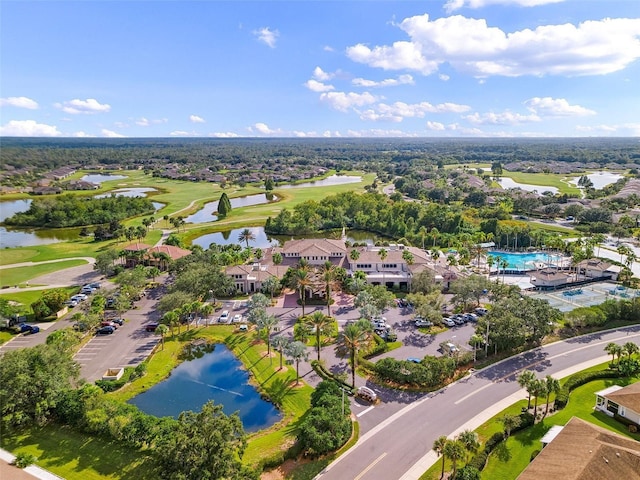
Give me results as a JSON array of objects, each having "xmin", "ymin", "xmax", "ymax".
[
  {"xmin": 361, "ymin": 333, "xmax": 389, "ymax": 359},
  {"xmin": 554, "ymin": 369, "xmax": 621, "ymax": 409},
  {"xmin": 94, "ymin": 364, "xmax": 147, "ymax": 392},
  {"xmin": 310, "ymin": 360, "xmax": 354, "ymax": 392}
]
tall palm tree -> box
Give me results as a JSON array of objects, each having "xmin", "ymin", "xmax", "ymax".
[
  {"xmin": 605, "ymin": 342, "xmax": 619, "ymax": 365},
  {"xmin": 305, "ymin": 311, "xmax": 333, "ymax": 361},
  {"xmin": 433, "ymin": 436, "xmax": 448, "ymax": 480},
  {"xmin": 162, "ymin": 310, "xmax": 180, "ymax": 336},
  {"xmin": 530, "ymin": 378, "xmax": 546, "ymax": 422},
  {"xmin": 623, "ymin": 341, "xmax": 639, "ymax": 359},
  {"xmin": 257, "ymin": 314, "xmax": 279, "ymax": 359},
  {"xmin": 543, "ymin": 375, "xmax": 560, "ymax": 417},
  {"xmin": 285, "ymin": 340, "xmax": 308, "ymax": 385},
  {"xmin": 272, "ymin": 335, "xmax": 290, "ymax": 371},
  {"xmin": 336, "ymin": 323, "xmax": 370, "ymax": 387},
  {"xmin": 156, "ymin": 324, "xmax": 169, "ymax": 349},
  {"xmin": 500, "ymin": 414, "xmax": 521, "ymax": 438},
  {"xmin": 349, "ymin": 249, "xmax": 360, "ymax": 262},
  {"xmin": 443, "ymin": 439, "xmax": 465, "ymax": 478},
  {"xmin": 320, "ymin": 261, "xmax": 338, "ymax": 316},
  {"xmin": 238, "ymin": 228, "xmax": 256, "ymax": 249},
  {"xmin": 517, "ymin": 370, "xmax": 536, "ymax": 410},
  {"xmin": 290, "ymin": 267, "xmax": 312, "ymax": 316},
  {"xmin": 457, "ymin": 430, "xmax": 479, "ymax": 463}
]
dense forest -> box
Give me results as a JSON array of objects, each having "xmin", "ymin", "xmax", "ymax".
[
  {"xmin": 3, "ymin": 194, "xmax": 154, "ymax": 228},
  {"xmin": 2, "ymin": 137, "xmax": 639, "ymax": 184}
]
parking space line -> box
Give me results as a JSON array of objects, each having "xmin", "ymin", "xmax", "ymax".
[{"xmin": 356, "ymin": 406, "xmax": 375, "ymax": 418}]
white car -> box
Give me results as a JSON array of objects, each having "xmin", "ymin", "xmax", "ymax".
[
  {"xmin": 415, "ymin": 319, "xmax": 433, "ymax": 327},
  {"xmin": 443, "ymin": 317, "xmax": 456, "ymax": 327},
  {"xmin": 232, "ymin": 314, "xmax": 242, "ymax": 323},
  {"xmin": 218, "ymin": 310, "xmax": 230, "ymax": 323}
]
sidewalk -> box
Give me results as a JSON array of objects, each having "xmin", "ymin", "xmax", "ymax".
[{"xmin": 0, "ymin": 448, "xmax": 64, "ymax": 480}]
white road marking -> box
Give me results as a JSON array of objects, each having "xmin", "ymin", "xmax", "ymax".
[{"xmin": 356, "ymin": 406, "xmax": 375, "ymax": 418}]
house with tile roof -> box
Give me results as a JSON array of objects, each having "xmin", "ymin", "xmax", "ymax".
[
  {"xmin": 517, "ymin": 416, "xmax": 640, "ymax": 480},
  {"xmin": 595, "ymin": 382, "xmax": 640, "ymax": 430}
]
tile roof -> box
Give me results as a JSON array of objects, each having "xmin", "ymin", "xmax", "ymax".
[{"xmin": 147, "ymin": 245, "xmax": 192, "ymax": 260}]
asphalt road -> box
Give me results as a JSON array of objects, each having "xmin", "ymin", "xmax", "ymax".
[{"xmin": 316, "ymin": 324, "xmax": 640, "ymax": 480}]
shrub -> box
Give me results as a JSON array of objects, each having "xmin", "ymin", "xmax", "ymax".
[
  {"xmin": 484, "ymin": 431, "xmax": 506, "ymax": 453},
  {"xmin": 555, "ymin": 369, "xmax": 621, "ymax": 409},
  {"xmin": 361, "ymin": 333, "xmax": 388, "ymax": 359},
  {"xmin": 455, "ymin": 465, "xmax": 481, "ymax": 480},
  {"xmin": 13, "ymin": 453, "xmax": 37, "ymax": 468},
  {"xmin": 468, "ymin": 452, "xmax": 488, "ymax": 471}
]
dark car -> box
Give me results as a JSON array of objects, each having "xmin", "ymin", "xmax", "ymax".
[
  {"xmin": 145, "ymin": 322, "xmax": 159, "ymax": 332},
  {"xmin": 101, "ymin": 321, "xmax": 119, "ymax": 329},
  {"xmin": 96, "ymin": 326, "xmax": 115, "ymax": 335},
  {"xmin": 18, "ymin": 323, "xmax": 39, "ymax": 334},
  {"xmin": 110, "ymin": 318, "xmax": 124, "ymax": 326}
]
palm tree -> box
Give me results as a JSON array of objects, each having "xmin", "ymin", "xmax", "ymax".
[
  {"xmin": 457, "ymin": 430, "xmax": 479, "ymax": 463},
  {"xmin": 320, "ymin": 261, "xmax": 338, "ymax": 316},
  {"xmin": 377, "ymin": 248, "xmax": 388, "ymax": 287},
  {"xmin": 285, "ymin": 340, "xmax": 308, "ymax": 385},
  {"xmin": 500, "ymin": 414, "xmax": 521, "ymax": 438},
  {"xmin": 517, "ymin": 369, "xmax": 537, "ymax": 410},
  {"xmin": 486, "ymin": 254, "xmax": 495, "ymax": 279},
  {"xmin": 238, "ymin": 228, "xmax": 256, "ymax": 249},
  {"xmin": 272, "ymin": 252, "xmax": 283, "ymax": 266},
  {"xmin": 433, "ymin": 436, "xmax": 448, "ymax": 479},
  {"xmin": 156, "ymin": 324, "xmax": 169, "ymax": 349},
  {"xmin": 530, "ymin": 378, "xmax": 546, "ymax": 422},
  {"xmin": 443, "ymin": 439, "xmax": 465, "ymax": 478},
  {"xmin": 543, "ymin": 375, "xmax": 560, "ymax": 417},
  {"xmin": 623, "ymin": 341, "xmax": 639, "ymax": 359},
  {"xmin": 605, "ymin": 342, "xmax": 620, "ymax": 365},
  {"xmin": 261, "ymin": 276, "xmax": 280, "ymax": 301},
  {"xmin": 198, "ymin": 303, "xmax": 214, "ymax": 326},
  {"xmin": 349, "ymin": 249, "xmax": 360, "ymax": 262},
  {"xmin": 290, "ymin": 266, "xmax": 312, "ymax": 316},
  {"xmin": 336, "ymin": 323, "xmax": 370, "ymax": 387},
  {"xmin": 257, "ymin": 314, "xmax": 279, "ymax": 359},
  {"xmin": 272, "ymin": 335, "xmax": 290, "ymax": 371},
  {"xmin": 162, "ymin": 310, "xmax": 180, "ymax": 336},
  {"xmin": 305, "ymin": 311, "xmax": 333, "ymax": 361}
]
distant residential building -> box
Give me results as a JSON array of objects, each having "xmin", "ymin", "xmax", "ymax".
[
  {"xmin": 576, "ymin": 258, "xmax": 621, "ymax": 281},
  {"xmin": 595, "ymin": 382, "xmax": 640, "ymax": 430}
]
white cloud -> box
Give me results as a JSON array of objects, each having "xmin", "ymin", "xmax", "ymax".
[
  {"xmin": 360, "ymin": 100, "xmax": 471, "ymax": 122},
  {"xmin": 0, "ymin": 96, "xmax": 39, "ymax": 109},
  {"xmin": 352, "ymin": 74, "xmax": 414, "ymax": 88},
  {"xmin": 136, "ymin": 118, "xmax": 150, "ymax": 126},
  {"xmin": 209, "ymin": 132, "xmax": 240, "ymax": 138},
  {"xmin": 323, "ymin": 45, "xmax": 334, "ymax": 52},
  {"xmin": 348, "ymin": 15, "xmax": 640, "ymax": 77},
  {"xmin": 576, "ymin": 123, "xmax": 640, "ymax": 136},
  {"xmin": 524, "ymin": 97, "xmax": 595, "ymax": 116},
  {"xmin": 101, "ymin": 129, "xmax": 125, "ymax": 138},
  {"xmin": 72, "ymin": 131, "xmax": 93, "ymax": 137},
  {"xmin": 304, "ymin": 79, "xmax": 335, "ymax": 92},
  {"xmin": 249, "ymin": 122, "xmax": 282, "ymax": 135},
  {"xmin": 56, "ymin": 98, "xmax": 111, "ymax": 114},
  {"xmin": 319, "ymin": 91, "xmax": 378, "ymax": 112},
  {"xmin": 254, "ymin": 27, "xmax": 279, "ymax": 48},
  {"xmin": 426, "ymin": 121, "xmax": 446, "ymax": 131},
  {"xmin": 135, "ymin": 117, "xmax": 168, "ymax": 126},
  {"xmin": 313, "ymin": 66, "xmax": 334, "ymax": 81},
  {"xmin": 444, "ymin": 0, "xmax": 564, "ymax": 14},
  {"xmin": 0, "ymin": 120, "xmax": 61, "ymax": 136},
  {"xmin": 170, "ymin": 130, "xmax": 199, "ymax": 137},
  {"xmin": 190, "ymin": 115, "xmax": 205, "ymax": 123},
  {"xmin": 439, "ymin": 74, "xmax": 450, "ymax": 81},
  {"xmin": 346, "ymin": 41, "xmax": 439, "ymax": 75},
  {"xmin": 464, "ymin": 111, "xmax": 541, "ymax": 125}
]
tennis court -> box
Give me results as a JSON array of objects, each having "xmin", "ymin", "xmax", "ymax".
[{"xmin": 530, "ymin": 281, "xmax": 640, "ymax": 312}]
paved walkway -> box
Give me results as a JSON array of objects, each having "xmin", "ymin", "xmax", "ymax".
[
  {"xmin": 0, "ymin": 256, "xmax": 95, "ymax": 269},
  {"xmin": 0, "ymin": 448, "xmax": 63, "ymax": 480}
]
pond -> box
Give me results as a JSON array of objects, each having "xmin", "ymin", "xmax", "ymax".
[
  {"xmin": 128, "ymin": 343, "xmax": 281, "ymax": 432},
  {"xmin": 0, "ymin": 199, "xmax": 82, "ymax": 248},
  {"xmin": 277, "ymin": 174, "xmax": 362, "ymax": 189},
  {"xmin": 191, "ymin": 226, "xmax": 381, "ymax": 250},
  {"xmin": 94, "ymin": 187, "xmax": 165, "ymax": 211},
  {"xmin": 498, "ymin": 177, "xmax": 559, "ymax": 195},
  {"xmin": 80, "ymin": 173, "xmax": 127, "ymax": 184},
  {"xmin": 569, "ymin": 171, "xmax": 624, "ymax": 190},
  {"xmin": 185, "ymin": 193, "xmax": 278, "ymax": 224}
]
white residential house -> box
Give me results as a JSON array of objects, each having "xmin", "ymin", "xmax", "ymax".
[{"xmin": 594, "ymin": 382, "xmax": 640, "ymax": 429}]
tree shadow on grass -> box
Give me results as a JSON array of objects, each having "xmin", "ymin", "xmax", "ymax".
[
  {"xmin": 264, "ymin": 375, "xmax": 297, "ymax": 406},
  {"xmin": 494, "ymin": 441, "xmax": 511, "ymax": 462},
  {"xmin": 514, "ymin": 422, "xmax": 549, "ymax": 448}
]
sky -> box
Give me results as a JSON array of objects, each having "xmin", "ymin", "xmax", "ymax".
[{"xmin": 1, "ymin": 0, "xmax": 639, "ymax": 138}]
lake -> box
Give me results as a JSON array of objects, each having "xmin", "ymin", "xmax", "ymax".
[
  {"xmin": 498, "ymin": 177, "xmax": 559, "ymax": 195},
  {"xmin": 128, "ymin": 343, "xmax": 281, "ymax": 432},
  {"xmin": 185, "ymin": 193, "xmax": 278, "ymax": 224},
  {"xmin": 570, "ymin": 171, "xmax": 624, "ymax": 190},
  {"xmin": 191, "ymin": 226, "xmax": 380, "ymax": 250},
  {"xmin": 277, "ymin": 174, "xmax": 362, "ymax": 189},
  {"xmin": 80, "ymin": 173, "xmax": 127, "ymax": 184}
]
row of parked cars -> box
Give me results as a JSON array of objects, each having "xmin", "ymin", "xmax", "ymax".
[
  {"xmin": 414, "ymin": 307, "xmax": 488, "ymax": 329},
  {"xmin": 65, "ymin": 282, "xmax": 101, "ymax": 308}
]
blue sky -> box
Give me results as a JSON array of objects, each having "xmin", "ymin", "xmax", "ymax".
[{"xmin": 1, "ymin": 0, "xmax": 639, "ymax": 138}]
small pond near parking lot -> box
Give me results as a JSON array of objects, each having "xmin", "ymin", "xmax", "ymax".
[{"xmin": 128, "ymin": 343, "xmax": 282, "ymax": 432}]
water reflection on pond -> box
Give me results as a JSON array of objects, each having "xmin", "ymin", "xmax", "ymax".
[
  {"xmin": 277, "ymin": 174, "xmax": 361, "ymax": 189},
  {"xmin": 81, "ymin": 173, "xmax": 127, "ymax": 184},
  {"xmin": 185, "ymin": 193, "xmax": 278, "ymax": 224},
  {"xmin": 94, "ymin": 187, "xmax": 157, "ymax": 198},
  {"xmin": 191, "ymin": 226, "xmax": 380, "ymax": 250},
  {"xmin": 570, "ymin": 171, "xmax": 624, "ymax": 190},
  {"xmin": 498, "ymin": 177, "xmax": 559, "ymax": 195},
  {"xmin": 129, "ymin": 343, "xmax": 281, "ymax": 432}
]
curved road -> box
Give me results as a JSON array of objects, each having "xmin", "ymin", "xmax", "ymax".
[{"xmin": 317, "ymin": 325, "xmax": 640, "ymax": 480}]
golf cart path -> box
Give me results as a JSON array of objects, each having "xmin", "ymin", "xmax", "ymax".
[{"xmin": 0, "ymin": 257, "xmax": 95, "ymax": 269}]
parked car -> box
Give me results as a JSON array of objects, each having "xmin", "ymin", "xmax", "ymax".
[
  {"xmin": 238, "ymin": 324, "xmax": 248, "ymax": 331},
  {"xmin": 219, "ymin": 310, "xmax": 230, "ymax": 323},
  {"xmin": 474, "ymin": 307, "xmax": 488, "ymax": 316},
  {"xmin": 415, "ymin": 319, "xmax": 433, "ymax": 327},
  {"xmin": 356, "ymin": 386, "xmax": 377, "ymax": 403},
  {"xmin": 64, "ymin": 299, "xmax": 78, "ymax": 307},
  {"xmin": 111, "ymin": 318, "xmax": 124, "ymax": 326},
  {"xmin": 18, "ymin": 323, "xmax": 39, "ymax": 334},
  {"xmin": 443, "ymin": 317, "xmax": 456, "ymax": 327},
  {"xmin": 72, "ymin": 293, "xmax": 88, "ymax": 301},
  {"xmin": 465, "ymin": 313, "xmax": 479, "ymax": 323},
  {"xmin": 96, "ymin": 326, "xmax": 115, "ymax": 335},
  {"xmin": 144, "ymin": 322, "xmax": 159, "ymax": 332},
  {"xmin": 442, "ymin": 342, "xmax": 459, "ymax": 356},
  {"xmin": 101, "ymin": 321, "xmax": 119, "ymax": 329},
  {"xmin": 89, "ymin": 282, "xmax": 101, "ymax": 289},
  {"xmin": 451, "ymin": 314, "xmax": 465, "ymax": 325},
  {"xmin": 232, "ymin": 314, "xmax": 242, "ymax": 323},
  {"xmin": 80, "ymin": 286, "xmax": 95, "ymax": 295}
]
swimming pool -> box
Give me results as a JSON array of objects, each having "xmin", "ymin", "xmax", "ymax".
[{"xmin": 487, "ymin": 251, "xmax": 564, "ymax": 270}]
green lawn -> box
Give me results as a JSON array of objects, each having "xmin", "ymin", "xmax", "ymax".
[
  {"xmin": 0, "ymin": 286, "xmax": 78, "ymax": 315},
  {"xmin": 1, "ymin": 259, "xmax": 87, "ymax": 287},
  {"xmin": 0, "ymin": 330, "xmax": 15, "ymax": 345},
  {"xmin": 499, "ymin": 170, "xmax": 581, "ymax": 196},
  {"xmin": 481, "ymin": 376, "xmax": 640, "ymax": 479},
  {"xmin": 0, "ymin": 424, "xmax": 156, "ymax": 480}
]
